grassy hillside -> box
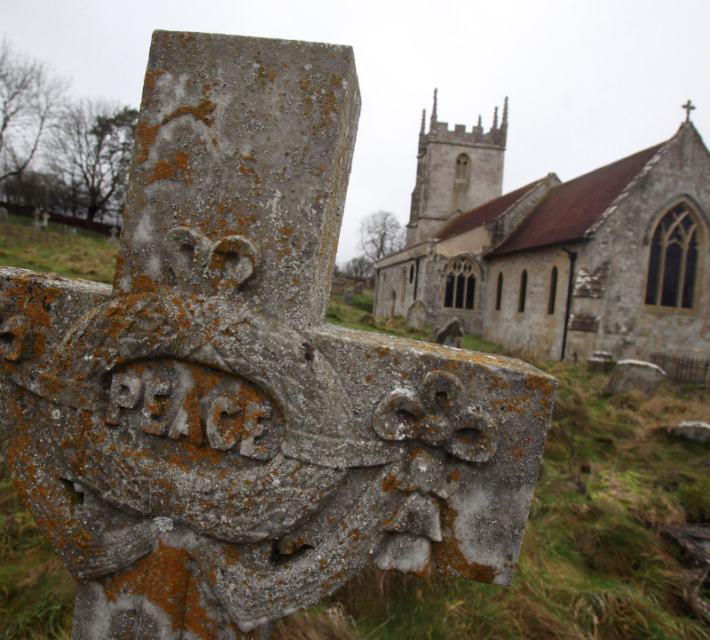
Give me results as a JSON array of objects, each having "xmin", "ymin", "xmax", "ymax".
[
  {"xmin": 0, "ymin": 215, "xmax": 118, "ymax": 283},
  {"xmin": 0, "ymin": 220, "xmax": 708, "ymax": 638}
]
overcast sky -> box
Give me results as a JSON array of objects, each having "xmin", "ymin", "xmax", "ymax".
[{"xmin": 4, "ymin": 0, "xmax": 710, "ymax": 263}]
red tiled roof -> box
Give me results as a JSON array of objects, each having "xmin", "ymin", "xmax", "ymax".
[
  {"xmin": 436, "ymin": 179, "xmax": 545, "ymax": 241},
  {"xmin": 489, "ymin": 143, "xmax": 664, "ymax": 256}
]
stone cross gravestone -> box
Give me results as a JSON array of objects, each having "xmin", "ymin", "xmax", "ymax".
[
  {"xmin": 107, "ymin": 226, "xmax": 119, "ymax": 244},
  {"xmin": 0, "ymin": 31, "xmax": 556, "ymax": 640}
]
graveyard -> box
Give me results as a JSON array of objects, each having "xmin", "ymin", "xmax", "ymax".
[
  {"xmin": 1, "ymin": 207, "xmax": 709, "ymax": 639},
  {"xmin": 0, "ymin": 29, "xmax": 708, "ymax": 640}
]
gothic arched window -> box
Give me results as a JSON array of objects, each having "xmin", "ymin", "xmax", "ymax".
[
  {"xmin": 518, "ymin": 270, "xmax": 527, "ymax": 313},
  {"xmin": 409, "ymin": 263, "xmax": 415, "ymax": 284},
  {"xmin": 548, "ymin": 267, "xmax": 558, "ymax": 315},
  {"xmin": 645, "ymin": 203, "xmax": 700, "ymax": 309},
  {"xmin": 444, "ymin": 257, "xmax": 477, "ymax": 310},
  {"xmin": 455, "ymin": 154, "xmax": 471, "ymax": 182},
  {"xmin": 495, "ymin": 272, "xmax": 503, "ymax": 311}
]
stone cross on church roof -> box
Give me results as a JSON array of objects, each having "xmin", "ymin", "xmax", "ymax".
[
  {"xmin": 0, "ymin": 31, "xmax": 555, "ymax": 639},
  {"xmin": 682, "ymin": 99, "xmax": 696, "ymax": 121}
]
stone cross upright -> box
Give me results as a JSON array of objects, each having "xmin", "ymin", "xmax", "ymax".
[
  {"xmin": 0, "ymin": 31, "xmax": 556, "ymax": 640},
  {"xmin": 682, "ymin": 99, "xmax": 696, "ymax": 122}
]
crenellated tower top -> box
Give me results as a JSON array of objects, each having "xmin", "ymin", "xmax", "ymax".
[
  {"xmin": 420, "ymin": 91, "xmax": 508, "ymax": 150},
  {"xmin": 406, "ymin": 91, "xmax": 509, "ymax": 247}
]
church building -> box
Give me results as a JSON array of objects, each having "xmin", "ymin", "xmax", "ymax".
[{"xmin": 374, "ymin": 95, "xmax": 710, "ymax": 362}]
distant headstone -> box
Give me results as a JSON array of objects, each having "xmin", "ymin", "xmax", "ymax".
[
  {"xmin": 0, "ymin": 207, "xmax": 9, "ymax": 224},
  {"xmin": 604, "ymin": 359, "xmax": 665, "ymax": 397},
  {"xmin": 669, "ymin": 421, "xmax": 710, "ymax": 444},
  {"xmin": 587, "ymin": 351, "xmax": 613, "ymax": 372},
  {"xmin": 68, "ymin": 227, "xmax": 77, "ymax": 236},
  {"xmin": 32, "ymin": 208, "xmax": 41, "ymax": 228},
  {"xmin": 331, "ymin": 281, "xmax": 344, "ymax": 295},
  {"xmin": 41, "ymin": 211, "xmax": 50, "ymax": 229},
  {"xmin": 0, "ymin": 30, "xmax": 555, "ymax": 640},
  {"xmin": 353, "ymin": 282, "xmax": 364, "ymax": 294},
  {"xmin": 107, "ymin": 226, "xmax": 119, "ymax": 244},
  {"xmin": 436, "ymin": 317, "xmax": 464, "ymax": 348},
  {"xmin": 342, "ymin": 288, "xmax": 354, "ymax": 305},
  {"xmin": 406, "ymin": 300, "xmax": 427, "ymax": 330}
]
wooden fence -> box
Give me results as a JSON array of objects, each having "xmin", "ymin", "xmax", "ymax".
[{"xmin": 649, "ymin": 353, "xmax": 710, "ymax": 385}]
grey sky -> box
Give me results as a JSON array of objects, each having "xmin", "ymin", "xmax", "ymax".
[{"xmin": 3, "ymin": 0, "xmax": 709, "ymax": 263}]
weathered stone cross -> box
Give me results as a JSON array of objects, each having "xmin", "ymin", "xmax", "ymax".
[{"xmin": 0, "ymin": 31, "xmax": 555, "ymax": 640}]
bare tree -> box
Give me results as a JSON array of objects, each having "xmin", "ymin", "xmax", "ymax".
[
  {"xmin": 50, "ymin": 100, "xmax": 138, "ymax": 228},
  {"xmin": 357, "ymin": 210, "xmax": 405, "ymax": 264},
  {"xmin": 344, "ymin": 255, "xmax": 374, "ymax": 278},
  {"xmin": 0, "ymin": 40, "xmax": 65, "ymax": 184}
]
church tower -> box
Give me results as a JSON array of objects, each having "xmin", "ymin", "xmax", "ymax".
[{"xmin": 406, "ymin": 90, "xmax": 508, "ymax": 247}]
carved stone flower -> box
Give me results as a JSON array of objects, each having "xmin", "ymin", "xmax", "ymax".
[
  {"xmin": 373, "ymin": 371, "xmax": 498, "ymax": 463},
  {"xmin": 372, "ymin": 371, "xmax": 499, "ymax": 575}
]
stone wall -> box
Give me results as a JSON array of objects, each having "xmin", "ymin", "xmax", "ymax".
[{"xmin": 483, "ymin": 248, "xmax": 571, "ymax": 359}]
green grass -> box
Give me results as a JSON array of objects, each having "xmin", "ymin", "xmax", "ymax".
[
  {"xmin": 0, "ymin": 215, "xmax": 118, "ymax": 283},
  {"xmin": 1, "ymin": 216, "xmax": 709, "ymax": 638}
]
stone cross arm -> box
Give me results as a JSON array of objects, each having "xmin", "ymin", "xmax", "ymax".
[{"xmin": 0, "ymin": 30, "xmax": 555, "ymax": 640}]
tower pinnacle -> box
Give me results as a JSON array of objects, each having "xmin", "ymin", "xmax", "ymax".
[
  {"xmin": 420, "ymin": 109, "xmax": 426, "ymax": 134},
  {"xmin": 493, "ymin": 106, "xmax": 499, "ymax": 130},
  {"xmin": 429, "ymin": 88, "xmax": 438, "ymax": 132},
  {"xmin": 502, "ymin": 97, "xmax": 509, "ymax": 127}
]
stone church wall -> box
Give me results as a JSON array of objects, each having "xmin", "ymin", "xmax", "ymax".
[
  {"xmin": 482, "ymin": 126, "xmax": 710, "ymax": 363},
  {"xmin": 483, "ymin": 248, "xmax": 571, "ymax": 360},
  {"xmin": 567, "ymin": 128, "xmax": 710, "ymax": 361},
  {"xmin": 419, "ymin": 254, "xmax": 485, "ymax": 336}
]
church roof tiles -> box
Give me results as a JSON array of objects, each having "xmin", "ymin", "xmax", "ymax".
[
  {"xmin": 489, "ymin": 143, "xmax": 664, "ymax": 256},
  {"xmin": 436, "ymin": 178, "xmax": 545, "ymax": 241}
]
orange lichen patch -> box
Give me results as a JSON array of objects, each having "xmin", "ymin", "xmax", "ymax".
[
  {"xmin": 511, "ymin": 441, "xmax": 526, "ymax": 460},
  {"xmin": 1, "ymin": 281, "xmax": 62, "ymax": 361},
  {"xmin": 141, "ymin": 69, "xmax": 165, "ymax": 109},
  {"xmin": 382, "ymin": 471, "xmax": 401, "ymax": 493},
  {"xmin": 526, "ymin": 372, "xmax": 557, "ymax": 418},
  {"xmin": 136, "ymin": 121, "xmax": 161, "ymax": 164},
  {"xmin": 409, "ymin": 559, "xmax": 434, "ymax": 580},
  {"xmin": 238, "ymin": 165, "xmax": 262, "ymax": 187},
  {"xmin": 39, "ymin": 373, "xmax": 63, "ymax": 396},
  {"xmin": 132, "ymin": 274, "xmax": 159, "ymax": 293},
  {"xmin": 147, "ymin": 151, "xmax": 191, "ymax": 185},
  {"xmin": 113, "ymin": 254, "xmax": 127, "ymax": 288},
  {"xmin": 433, "ymin": 502, "xmax": 498, "ymax": 584},
  {"xmin": 162, "ymin": 98, "xmax": 217, "ymax": 128},
  {"xmin": 447, "ymin": 469, "xmax": 460, "ymax": 483},
  {"xmin": 147, "ymin": 160, "xmax": 175, "ymax": 184},
  {"xmin": 490, "ymin": 396, "xmax": 529, "ymax": 415},
  {"xmin": 101, "ymin": 541, "xmax": 225, "ymax": 638}
]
